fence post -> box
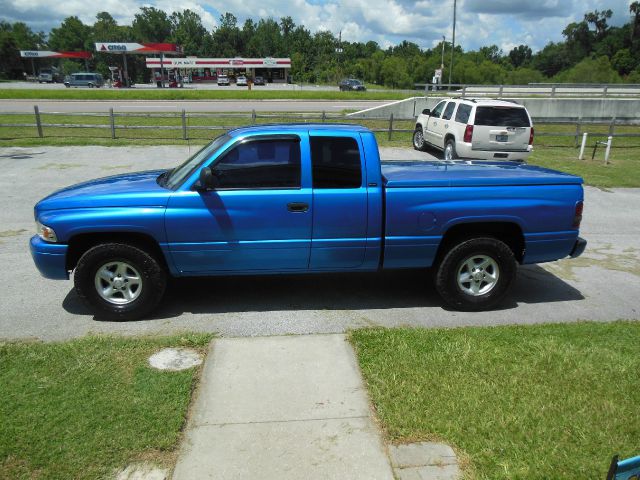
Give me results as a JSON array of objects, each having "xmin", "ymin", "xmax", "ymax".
[
  {"xmin": 609, "ymin": 117, "xmax": 616, "ymax": 137},
  {"xmin": 578, "ymin": 132, "xmax": 588, "ymax": 160},
  {"xmin": 181, "ymin": 109, "xmax": 187, "ymax": 140},
  {"xmin": 388, "ymin": 113, "xmax": 394, "ymax": 141},
  {"xmin": 603, "ymin": 85, "xmax": 608, "ymax": 97},
  {"xmin": 604, "ymin": 136, "xmax": 612, "ymax": 164},
  {"xmin": 321, "ymin": 111, "xmax": 326, "ymax": 122},
  {"xmin": 461, "ymin": 85, "xmax": 467, "ymax": 97},
  {"xmin": 251, "ymin": 109, "xmax": 256, "ymax": 124},
  {"xmin": 34, "ymin": 105, "xmax": 43, "ymax": 138},
  {"xmin": 109, "ymin": 108, "xmax": 116, "ymax": 139},
  {"xmin": 574, "ymin": 118, "xmax": 582, "ymax": 148},
  {"xmin": 551, "ymin": 86, "xmax": 556, "ymax": 98},
  {"xmin": 498, "ymin": 85, "xmax": 503, "ymax": 98}
]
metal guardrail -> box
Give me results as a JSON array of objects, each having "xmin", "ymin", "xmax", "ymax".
[
  {"xmin": 1, "ymin": 106, "xmax": 640, "ymax": 144},
  {"xmin": 413, "ymin": 83, "xmax": 640, "ymax": 98}
]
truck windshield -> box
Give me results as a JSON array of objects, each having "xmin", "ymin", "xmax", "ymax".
[{"xmin": 163, "ymin": 134, "xmax": 231, "ymax": 189}]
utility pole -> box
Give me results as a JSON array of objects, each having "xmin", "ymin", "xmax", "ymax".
[
  {"xmin": 449, "ymin": 0, "xmax": 457, "ymax": 87},
  {"xmin": 441, "ymin": 35, "xmax": 445, "ymax": 70}
]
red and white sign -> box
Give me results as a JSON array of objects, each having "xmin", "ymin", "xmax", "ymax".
[
  {"xmin": 20, "ymin": 50, "xmax": 91, "ymax": 59},
  {"xmin": 95, "ymin": 43, "xmax": 181, "ymax": 54},
  {"xmin": 145, "ymin": 57, "xmax": 291, "ymax": 69}
]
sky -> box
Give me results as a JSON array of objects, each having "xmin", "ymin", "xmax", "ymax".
[{"xmin": 0, "ymin": 0, "xmax": 634, "ymax": 53}]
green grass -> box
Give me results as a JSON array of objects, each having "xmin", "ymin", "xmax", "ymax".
[
  {"xmin": 350, "ymin": 322, "xmax": 640, "ymax": 480},
  {"xmin": 0, "ymin": 112, "xmax": 638, "ymax": 187},
  {"xmin": 0, "ymin": 88, "xmax": 415, "ymax": 101},
  {"xmin": 0, "ymin": 334, "xmax": 213, "ymax": 479}
]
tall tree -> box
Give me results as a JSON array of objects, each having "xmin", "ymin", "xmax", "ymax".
[
  {"xmin": 508, "ymin": 45, "xmax": 532, "ymax": 68},
  {"xmin": 48, "ymin": 16, "xmax": 91, "ymax": 51},
  {"xmin": 584, "ymin": 9, "xmax": 613, "ymax": 38},
  {"xmin": 132, "ymin": 7, "xmax": 171, "ymax": 42},
  {"xmin": 631, "ymin": 2, "xmax": 640, "ymax": 40},
  {"xmin": 170, "ymin": 10, "xmax": 208, "ymax": 55}
]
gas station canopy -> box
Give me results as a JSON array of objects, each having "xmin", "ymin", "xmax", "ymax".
[
  {"xmin": 94, "ymin": 43, "xmax": 182, "ymax": 55},
  {"xmin": 20, "ymin": 50, "xmax": 92, "ymax": 59}
]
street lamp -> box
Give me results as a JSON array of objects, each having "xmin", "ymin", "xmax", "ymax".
[{"xmin": 449, "ymin": 0, "xmax": 457, "ymax": 87}]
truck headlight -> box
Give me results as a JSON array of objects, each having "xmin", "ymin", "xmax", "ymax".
[{"xmin": 36, "ymin": 221, "xmax": 57, "ymax": 242}]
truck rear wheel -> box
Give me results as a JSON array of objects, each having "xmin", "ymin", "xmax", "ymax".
[
  {"xmin": 74, "ymin": 243, "xmax": 167, "ymax": 321},
  {"xmin": 435, "ymin": 237, "xmax": 516, "ymax": 311}
]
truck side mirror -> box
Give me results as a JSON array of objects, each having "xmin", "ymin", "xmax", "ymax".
[
  {"xmin": 422, "ymin": 108, "xmax": 431, "ymax": 116},
  {"xmin": 198, "ymin": 167, "xmax": 218, "ymax": 190}
]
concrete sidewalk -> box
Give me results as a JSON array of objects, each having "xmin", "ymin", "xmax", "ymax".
[{"xmin": 172, "ymin": 334, "xmax": 394, "ymax": 479}]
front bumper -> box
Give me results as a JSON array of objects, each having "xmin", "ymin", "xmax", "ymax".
[
  {"xmin": 29, "ymin": 235, "xmax": 69, "ymax": 279},
  {"xmin": 569, "ymin": 236, "xmax": 587, "ymax": 258}
]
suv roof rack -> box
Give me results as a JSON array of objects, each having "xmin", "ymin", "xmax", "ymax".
[{"xmin": 459, "ymin": 97, "xmax": 477, "ymax": 103}]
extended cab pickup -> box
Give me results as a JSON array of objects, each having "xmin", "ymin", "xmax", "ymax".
[{"xmin": 31, "ymin": 124, "xmax": 586, "ymax": 320}]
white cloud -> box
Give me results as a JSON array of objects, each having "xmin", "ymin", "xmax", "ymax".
[{"xmin": 0, "ymin": 0, "xmax": 633, "ymax": 52}]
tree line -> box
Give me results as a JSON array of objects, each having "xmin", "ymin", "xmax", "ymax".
[{"xmin": 1, "ymin": 4, "xmax": 640, "ymax": 87}]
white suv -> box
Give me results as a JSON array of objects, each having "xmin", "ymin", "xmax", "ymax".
[{"xmin": 413, "ymin": 98, "xmax": 534, "ymax": 161}]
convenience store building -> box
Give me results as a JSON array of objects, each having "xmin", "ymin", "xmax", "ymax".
[{"xmin": 145, "ymin": 57, "xmax": 292, "ymax": 83}]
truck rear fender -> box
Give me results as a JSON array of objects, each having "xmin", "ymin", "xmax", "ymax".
[{"xmin": 434, "ymin": 221, "xmax": 525, "ymax": 266}]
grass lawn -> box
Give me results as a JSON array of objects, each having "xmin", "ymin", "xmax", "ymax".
[
  {"xmin": 0, "ymin": 112, "xmax": 638, "ymax": 187},
  {"xmin": 0, "ymin": 88, "xmax": 415, "ymax": 101},
  {"xmin": 0, "ymin": 334, "xmax": 212, "ymax": 479},
  {"xmin": 350, "ymin": 322, "xmax": 640, "ymax": 480}
]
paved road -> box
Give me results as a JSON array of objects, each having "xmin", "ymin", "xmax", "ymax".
[
  {"xmin": 0, "ymin": 99, "xmax": 390, "ymax": 113},
  {"xmin": 0, "ymin": 146, "xmax": 638, "ymax": 341}
]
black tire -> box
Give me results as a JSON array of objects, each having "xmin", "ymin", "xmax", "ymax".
[
  {"xmin": 88, "ymin": 83, "xmax": 94, "ymax": 88},
  {"xmin": 435, "ymin": 237, "xmax": 516, "ymax": 311},
  {"xmin": 413, "ymin": 126, "xmax": 427, "ymax": 151},
  {"xmin": 444, "ymin": 138, "xmax": 458, "ymax": 160},
  {"xmin": 74, "ymin": 243, "xmax": 167, "ymax": 321}
]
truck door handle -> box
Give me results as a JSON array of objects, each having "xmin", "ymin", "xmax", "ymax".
[{"xmin": 287, "ymin": 202, "xmax": 309, "ymax": 213}]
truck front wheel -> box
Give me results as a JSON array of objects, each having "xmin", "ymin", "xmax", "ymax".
[
  {"xmin": 435, "ymin": 237, "xmax": 516, "ymax": 311},
  {"xmin": 74, "ymin": 243, "xmax": 167, "ymax": 321},
  {"xmin": 413, "ymin": 127, "xmax": 427, "ymax": 151}
]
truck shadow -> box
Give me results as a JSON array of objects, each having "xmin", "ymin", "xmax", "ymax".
[{"xmin": 62, "ymin": 264, "xmax": 584, "ymax": 321}]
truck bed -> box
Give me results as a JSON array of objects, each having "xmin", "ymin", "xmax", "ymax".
[{"xmin": 381, "ymin": 160, "xmax": 583, "ymax": 187}]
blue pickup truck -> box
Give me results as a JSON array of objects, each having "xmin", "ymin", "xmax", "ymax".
[{"xmin": 31, "ymin": 124, "xmax": 586, "ymax": 320}]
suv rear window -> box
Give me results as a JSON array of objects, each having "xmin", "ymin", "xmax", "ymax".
[{"xmin": 474, "ymin": 107, "xmax": 530, "ymax": 127}]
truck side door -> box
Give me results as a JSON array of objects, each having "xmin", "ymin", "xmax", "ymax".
[
  {"xmin": 165, "ymin": 135, "xmax": 312, "ymax": 273},
  {"xmin": 423, "ymin": 101, "xmax": 447, "ymax": 146},
  {"xmin": 308, "ymin": 131, "xmax": 368, "ymax": 269}
]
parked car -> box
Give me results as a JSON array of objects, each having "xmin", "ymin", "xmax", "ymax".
[
  {"xmin": 64, "ymin": 73, "xmax": 104, "ymax": 88},
  {"xmin": 217, "ymin": 75, "xmax": 230, "ymax": 86},
  {"xmin": 38, "ymin": 68, "xmax": 62, "ymax": 83},
  {"xmin": 339, "ymin": 79, "xmax": 366, "ymax": 91},
  {"xmin": 30, "ymin": 124, "xmax": 586, "ymax": 320},
  {"xmin": 253, "ymin": 76, "xmax": 265, "ymax": 85},
  {"xmin": 413, "ymin": 98, "xmax": 534, "ymax": 161},
  {"xmin": 236, "ymin": 75, "xmax": 248, "ymax": 86}
]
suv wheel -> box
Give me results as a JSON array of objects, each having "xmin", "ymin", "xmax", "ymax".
[
  {"xmin": 435, "ymin": 237, "xmax": 516, "ymax": 311},
  {"xmin": 88, "ymin": 83, "xmax": 94, "ymax": 88},
  {"xmin": 444, "ymin": 139, "xmax": 458, "ymax": 160},
  {"xmin": 413, "ymin": 127, "xmax": 427, "ymax": 151},
  {"xmin": 74, "ymin": 243, "xmax": 167, "ymax": 321}
]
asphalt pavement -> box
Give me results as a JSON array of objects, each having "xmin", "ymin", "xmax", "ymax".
[
  {"xmin": 0, "ymin": 145, "xmax": 638, "ymax": 341},
  {"xmin": 0, "ymin": 99, "xmax": 389, "ymax": 113}
]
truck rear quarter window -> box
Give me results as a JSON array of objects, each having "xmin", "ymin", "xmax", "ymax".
[
  {"xmin": 212, "ymin": 138, "xmax": 301, "ymax": 189},
  {"xmin": 474, "ymin": 107, "xmax": 530, "ymax": 127},
  {"xmin": 310, "ymin": 137, "xmax": 362, "ymax": 189},
  {"xmin": 455, "ymin": 104, "xmax": 472, "ymax": 123}
]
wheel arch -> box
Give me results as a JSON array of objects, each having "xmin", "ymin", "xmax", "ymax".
[
  {"xmin": 434, "ymin": 221, "xmax": 525, "ymax": 266},
  {"xmin": 444, "ymin": 133, "xmax": 456, "ymax": 145},
  {"xmin": 66, "ymin": 232, "xmax": 169, "ymax": 272}
]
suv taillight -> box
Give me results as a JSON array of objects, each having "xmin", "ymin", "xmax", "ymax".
[
  {"xmin": 463, "ymin": 124, "xmax": 474, "ymax": 143},
  {"xmin": 529, "ymin": 127, "xmax": 535, "ymax": 146},
  {"xmin": 573, "ymin": 201, "xmax": 583, "ymax": 228}
]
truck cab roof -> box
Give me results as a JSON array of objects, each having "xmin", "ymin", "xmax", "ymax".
[{"xmin": 227, "ymin": 123, "xmax": 372, "ymax": 137}]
